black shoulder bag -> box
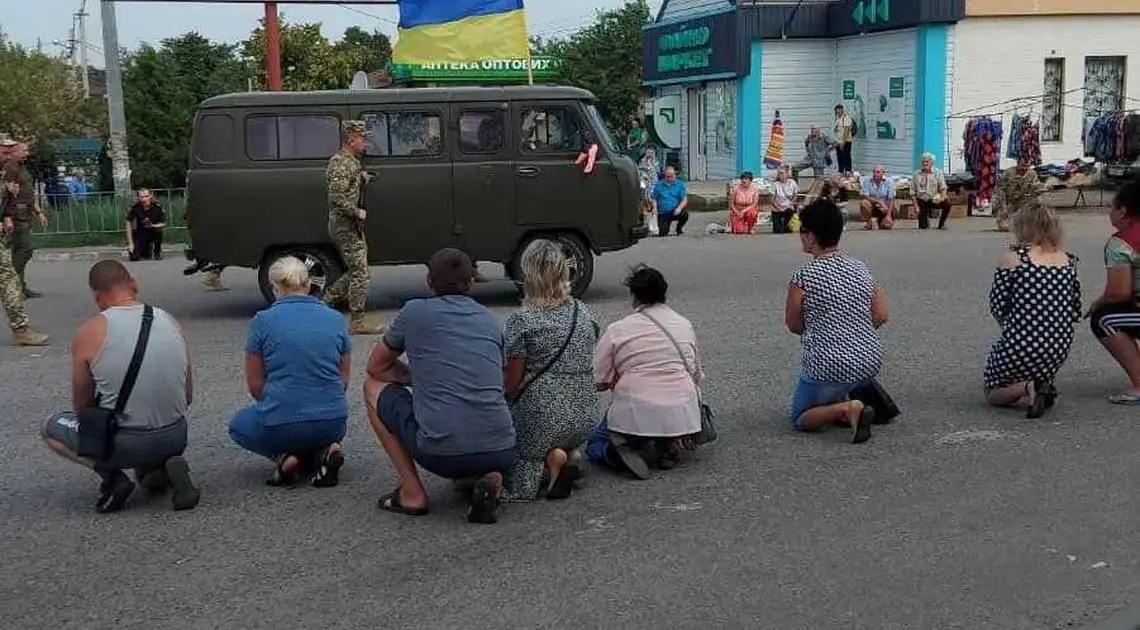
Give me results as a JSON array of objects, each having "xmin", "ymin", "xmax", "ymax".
[
  {"xmin": 509, "ymin": 300, "xmax": 580, "ymax": 404},
  {"xmin": 639, "ymin": 310, "xmax": 717, "ymax": 445},
  {"xmin": 76, "ymin": 305, "xmax": 155, "ymax": 461}
]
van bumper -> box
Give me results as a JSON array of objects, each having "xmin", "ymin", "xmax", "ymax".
[{"xmin": 630, "ymin": 225, "xmax": 649, "ymax": 241}]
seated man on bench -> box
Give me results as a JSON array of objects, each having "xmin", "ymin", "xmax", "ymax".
[{"xmin": 859, "ymin": 165, "xmax": 896, "ymax": 230}]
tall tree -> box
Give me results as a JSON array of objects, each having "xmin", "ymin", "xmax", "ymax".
[
  {"xmin": 0, "ymin": 31, "xmax": 105, "ymax": 144},
  {"xmin": 121, "ymin": 32, "xmax": 246, "ymax": 188},
  {"xmin": 335, "ymin": 26, "xmax": 392, "ymax": 73},
  {"xmin": 537, "ymin": 1, "xmax": 650, "ymax": 136},
  {"xmin": 242, "ymin": 17, "xmax": 362, "ymax": 91}
]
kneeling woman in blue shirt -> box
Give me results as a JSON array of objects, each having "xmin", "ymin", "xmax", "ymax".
[{"xmin": 229, "ymin": 256, "xmax": 351, "ymax": 487}]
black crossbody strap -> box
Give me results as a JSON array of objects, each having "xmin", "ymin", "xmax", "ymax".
[
  {"xmin": 112, "ymin": 304, "xmax": 154, "ymax": 415},
  {"xmin": 639, "ymin": 309, "xmax": 702, "ymax": 403},
  {"xmin": 513, "ymin": 300, "xmax": 580, "ymax": 402}
]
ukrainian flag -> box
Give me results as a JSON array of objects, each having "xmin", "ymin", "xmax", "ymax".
[{"xmin": 393, "ymin": 0, "xmax": 529, "ymax": 64}]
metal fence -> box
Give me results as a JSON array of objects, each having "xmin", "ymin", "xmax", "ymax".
[{"xmin": 38, "ymin": 188, "xmax": 186, "ymax": 235}]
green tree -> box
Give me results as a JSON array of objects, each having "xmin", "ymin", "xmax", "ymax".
[
  {"xmin": 121, "ymin": 32, "xmax": 246, "ymax": 188},
  {"xmin": 0, "ymin": 32, "xmax": 105, "ymax": 144},
  {"xmin": 537, "ymin": 1, "xmax": 650, "ymax": 136},
  {"xmin": 242, "ymin": 17, "xmax": 363, "ymax": 91},
  {"xmin": 335, "ymin": 26, "xmax": 392, "ymax": 73}
]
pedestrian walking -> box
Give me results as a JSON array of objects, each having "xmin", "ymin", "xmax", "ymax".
[
  {"xmin": 321, "ymin": 120, "xmax": 384, "ymax": 335},
  {"xmin": 1, "ymin": 137, "xmax": 48, "ymax": 298}
]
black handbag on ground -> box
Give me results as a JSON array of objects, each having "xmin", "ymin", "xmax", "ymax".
[
  {"xmin": 75, "ymin": 304, "xmax": 155, "ymax": 461},
  {"xmin": 509, "ymin": 300, "xmax": 579, "ymax": 405},
  {"xmin": 850, "ymin": 378, "xmax": 900, "ymax": 424},
  {"xmin": 639, "ymin": 310, "xmax": 717, "ymax": 445}
]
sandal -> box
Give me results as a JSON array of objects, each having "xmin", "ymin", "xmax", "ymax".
[
  {"xmin": 1108, "ymin": 392, "xmax": 1140, "ymax": 405},
  {"xmin": 466, "ymin": 475, "xmax": 500, "ymax": 524},
  {"xmin": 266, "ymin": 454, "xmax": 300, "ymax": 487},
  {"xmin": 546, "ymin": 462, "xmax": 579, "ymax": 501},
  {"xmin": 377, "ymin": 489, "xmax": 429, "ymax": 516},
  {"xmin": 311, "ymin": 445, "xmax": 344, "ymax": 488},
  {"xmin": 1027, "ymin": 380, "xmax": 1050, "ymax": 419}
]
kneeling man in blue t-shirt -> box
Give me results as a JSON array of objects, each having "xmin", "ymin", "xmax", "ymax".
[{"xmin": 363, "ymin": 248, "xmax": 518, "ymax": 524}]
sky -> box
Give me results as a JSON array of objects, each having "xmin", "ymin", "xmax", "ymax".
[{"xmin": 5, "ymin": 0, "xmax": 661, "ymax": 67}]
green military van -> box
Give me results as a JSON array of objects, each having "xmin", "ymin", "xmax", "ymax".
[{"xmin": 183, "ymin": 85, "xmax": 647, "ymax": 304}]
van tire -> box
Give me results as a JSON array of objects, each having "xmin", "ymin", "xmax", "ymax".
[
  {"xmin": 257, "ymin": 246, "xmax": 344, "ymax": 305},
  {"xmin": 511, "ymin": 232, "xmax": 594, "ymax": 299}
]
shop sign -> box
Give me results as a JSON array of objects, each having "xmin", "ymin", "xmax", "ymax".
[
  {"xmin": 391, "ymin": 57, "xmax": 561, "ymax": 83},
  {"xmin": 642, "ymin": 10, "xmax": 740, "ymax": 84},
  {"xmin": 653, "ymin": 94, "xmax": 683, "ymax": 149}
]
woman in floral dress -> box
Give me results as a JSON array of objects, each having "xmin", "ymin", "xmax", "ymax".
[{"xmin": 502, "ymin": 240, "xmax": 601, "ymax": 501}]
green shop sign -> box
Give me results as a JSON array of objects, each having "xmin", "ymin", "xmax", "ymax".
[
  {"xmin": 391, "ymin": 57, "xmax": 562, "ymax": 83},
  {"xmin": 656, "ymin": 26, "xmax": 712, "ymax": 73}
]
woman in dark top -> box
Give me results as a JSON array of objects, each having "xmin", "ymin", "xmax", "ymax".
[{"xmin": 229, "ymin": 256, "xmax": 351, "ymax": 487}]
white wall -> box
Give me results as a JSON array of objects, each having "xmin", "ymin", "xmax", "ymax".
[
  {"xmin": 836, "ymin": 29, "xmax": 918, "ymax": 177},
  {"xmin": 950, "ymin": 15, "xmax": 1140, "ymax": 172},
  {"xmin": 760, "ymin": 39, "xmax": 838, "ymax": 176}
]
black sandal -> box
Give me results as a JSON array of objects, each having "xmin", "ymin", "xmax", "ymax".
[
  {"xmin": 377, "ymin": 489, "xmax": 429, "ymax": 516},
  {"xmin": 546, "ymin": 462, "xmax": 579, "ymax": 501},
  {"xmin": 311, "ymin": 446, "xmax": 344, "ymax": 488},
  {"xmin": 266, "ymin": 454, "xmax": 299, "ymax": 487},
  {"xmin": 466, "ymin": 475, "xmax": 500, "ymax": 524}
]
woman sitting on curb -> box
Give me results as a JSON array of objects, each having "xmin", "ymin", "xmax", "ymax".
[
  {"xmin": 589, "ymin": 265, "xmax": 704, "ymax": 478},
  {"xmin": 502, "ymin": 240, "xmax": 600, "ymax": 501},
  {"xmin": 785, "ymin": 198, "xmax": 888, "ymax": 443},
  {"xmin": 229, "ymin": 256, "xmax": 349, "ymax": 486}
]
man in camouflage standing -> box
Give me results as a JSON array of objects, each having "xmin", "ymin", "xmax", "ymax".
[
  {"xmin": 0, "ymin": 166, "xmax": 50, "ymax": 346},
  {"xmin": 994, "ymin": 158, "xmax": 1043, "ymax": 232},
  {"xmin": 323, "ymin": 120, "xmax": 383, "ymax": 335},
  {"xmin": 2, "ymin": 137, "xmax": 49, "ymax": 298}
]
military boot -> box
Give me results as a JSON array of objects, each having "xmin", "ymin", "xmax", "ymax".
[
  {"xmin": 12, "ymin": 326, "xmax": 50, "ymax": 346},
  {"xmin": 349, "ymin": 312, "xmax": 385, "ymax": 335},
  {"xmin": 202, "ymin": 270, "xmax": 227, "ymax": 292}
]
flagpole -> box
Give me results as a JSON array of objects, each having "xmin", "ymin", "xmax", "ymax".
[{"xmin": 525, "ymin": 46, "xmax": 534, "ymax": 85}]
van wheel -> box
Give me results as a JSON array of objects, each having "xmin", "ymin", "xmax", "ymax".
[
  {"xmin": 511, "ymin": 233, "xmax": 594, "ymax": 299},
  {"xmin": 257, "ymin": 246, "xmax": 344, "ymax": 305}
]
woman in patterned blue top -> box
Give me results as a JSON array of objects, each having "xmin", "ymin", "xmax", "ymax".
[{"xmin": 785, "ymin": 199, "xmax": 889, "ymax": 443}]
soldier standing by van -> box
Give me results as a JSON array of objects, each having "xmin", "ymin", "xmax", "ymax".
[
  {"xmin": 323, "ymin": 120, "xmax": 384, "ymax": 335},
  {"xmin": 0, "ymin": 169, "xmax": 50, "ymax": 346}
]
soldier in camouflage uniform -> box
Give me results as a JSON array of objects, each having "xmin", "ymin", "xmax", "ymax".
[
  {"xmin": 322, "ymin": 120, "xmax": 384, "ymax": 335},
  {"xmin": 1, "ymin": 138, "xmax": 49, "ymax": 298},
  {"xmin": 994, "ymin": 158, "xmax": 1043, "ymax": 232},
  {"xmin": 0, "ymin": 166, "xmax": 50, "ymax": 346}
]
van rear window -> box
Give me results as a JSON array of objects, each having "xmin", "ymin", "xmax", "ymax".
[
  {"xmin": 245, "ymin": 114, "xmax": 341, "ymax": 161},
  {"xmin": 363, "ymin": 112, "xmax": 443, "ymax": 157}
]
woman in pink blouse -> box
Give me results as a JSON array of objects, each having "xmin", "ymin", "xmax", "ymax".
[
  {"xmin": 728, "ymin": 171, "xmax": 761, "ymax": 235},
  {"xmin": 590, "ymin": 265, "xmax": 704, "ymax": 478}
]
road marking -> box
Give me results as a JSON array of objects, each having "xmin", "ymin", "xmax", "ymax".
[
  {"xmin": 652, "ymin": 502, "xmax": 702, "ymax": 512},
  {"xmin": 936, "ymin": 430, "xmax": 1012, "ymax": 445}
]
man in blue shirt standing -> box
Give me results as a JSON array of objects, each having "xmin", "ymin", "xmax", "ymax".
[
  {"xmin": 650, "ymin": 166, "xmax": 690, "ymax": 236},
  {"xmin": 858, "ymin": 165, "xmax": 896, "ymax": 230}
]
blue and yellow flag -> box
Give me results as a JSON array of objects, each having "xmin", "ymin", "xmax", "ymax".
[{"xmin": 393, "ymin": 0, "xmax": 529, "ymax": 64}]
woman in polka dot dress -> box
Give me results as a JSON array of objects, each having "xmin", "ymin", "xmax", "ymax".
[{"xmin": 984, "ymin": 204, "xmax": 1082, "ymax": 418}]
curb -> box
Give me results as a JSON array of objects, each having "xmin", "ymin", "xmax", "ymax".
[
  {"xmin": 1083, "ymin": 601, "xmax": 1140, "ymax": 630},
  {"xmin": 34, "ymin": 250, "xmax": 129, "ymax": 262}
]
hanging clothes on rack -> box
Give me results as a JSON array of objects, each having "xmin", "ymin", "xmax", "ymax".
[
  {"xmin": 1007, "ymin": 115, "xmax": 1042, "ymax": 166},
  {"xmin": 963, "ymin": 116, "xmax": 1004, "ymax": 204},
  {"xmin": 1084, "ymin": 112, "xmax": 1140, "ymax": 162}
]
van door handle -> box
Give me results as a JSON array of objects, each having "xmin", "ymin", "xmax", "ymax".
[{"xmin": 516, "ymin": 166, "xmax": 541, "ymax": 177}]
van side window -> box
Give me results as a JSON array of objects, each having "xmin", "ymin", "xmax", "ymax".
[
  {"xmin": 196, "ymin": 114, "xmax": 234, "ymax": 164},
  {"xmin": 245, "ymin": 114, "xmax": 341, "ymax": 161},
  {"xmin": 458, "ymin": 110, "xmax": 504, "ymax": 155},
  {"xmin": 363, "ymin": 112, "xmax": 443, "ymax": 157},
  {"xmin": 520, "ymin": 108, "xmax": 584, "ymax": 154}
]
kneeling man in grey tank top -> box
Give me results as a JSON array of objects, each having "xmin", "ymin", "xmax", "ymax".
[{"xmin": 41, "ymin": 260, "xmax": 200, "ymax": 513}]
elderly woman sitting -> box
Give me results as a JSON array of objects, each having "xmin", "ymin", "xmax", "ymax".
[
  {"xmin": 728, "ymin": 171, "xmax": 761, "ymax": 234},
  {"xmin": 502, "ymin": 240, "xmax": 600, "ymax": 501},
  {"xmin": 229, "ymin": 256, "xmax": 351, "ymax": 487},
  {"xmin": 590, "ymin": 265, "xmax": 704, "ymax": 478}
]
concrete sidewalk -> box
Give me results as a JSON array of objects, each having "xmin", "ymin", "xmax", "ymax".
[{"xmin": 33, "ymin": 246, "xmax": 129, "ymax": 262}]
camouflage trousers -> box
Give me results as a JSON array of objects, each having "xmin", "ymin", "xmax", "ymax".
[
  {"xmin": 10, "ymin": 220, "xmax": 33, "ymax": 282},
  {"xmin": 324, "ymin": 222, "xmax": 369, "ymax": 313},
  {"xmin": 0, "ymin": 235, "xmax": 29, "ymax": 329}
]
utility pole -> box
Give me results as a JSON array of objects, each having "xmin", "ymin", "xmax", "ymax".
[
  {"xmin": 78, "ymin": 0, "xmax": 91, "ymax": 99},
  {"xmin": 100, "ymin": 0, "xmax": 132, "ymax": 199}
]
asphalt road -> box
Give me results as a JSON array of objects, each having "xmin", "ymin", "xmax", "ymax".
[{"xmin": 2, "ymin": 212, "xmax": 1137, "ymax": 630}]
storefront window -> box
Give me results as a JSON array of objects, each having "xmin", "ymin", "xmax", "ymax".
[
  {"xmin": 1042, "ymin": 58, "xmax": 1064, "ymax": 142},
  {"xmin": 1083, "ymin": 56, "xmax": 1126, "ymax": 118}
]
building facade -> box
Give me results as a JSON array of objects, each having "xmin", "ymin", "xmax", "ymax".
[{"xmin": 643, "ymin": 0, "xmax": 1140, "ymax": 180}]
